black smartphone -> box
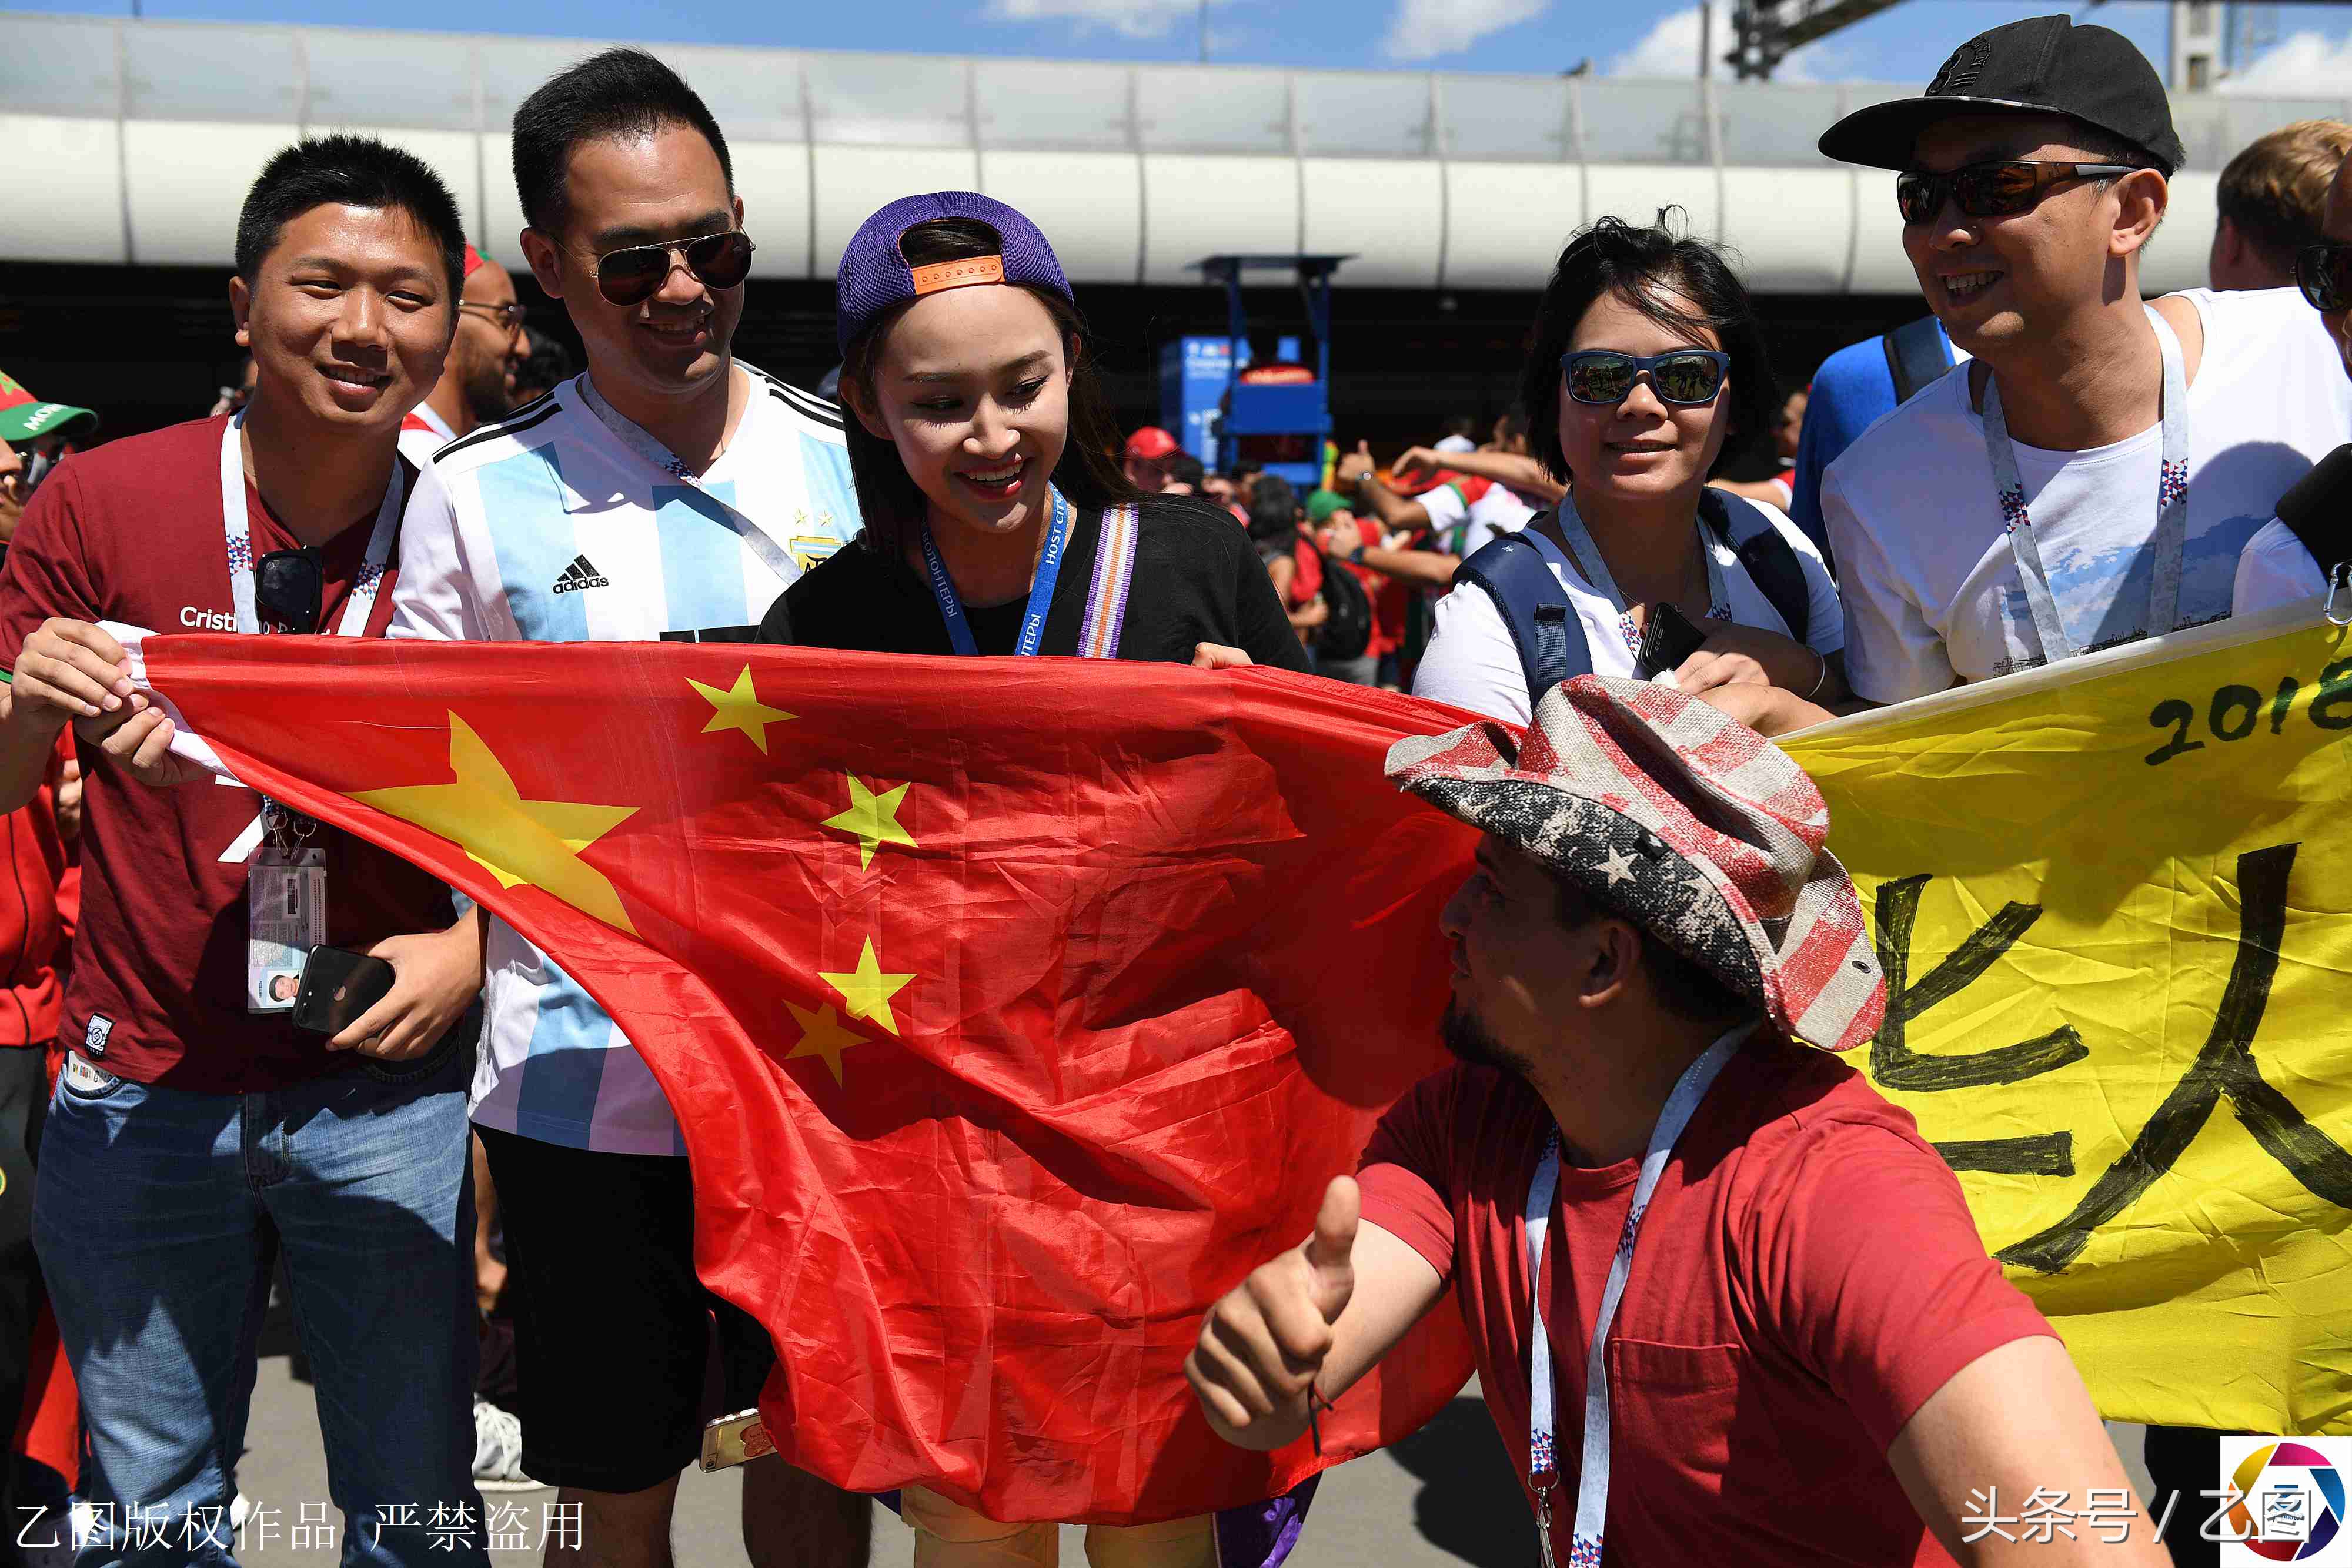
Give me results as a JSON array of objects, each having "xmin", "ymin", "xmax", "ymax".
[
  {"xmin": 1633, "ymin": 601, "xmax": 1712, "ymax": 681},
  {"xmin": 291, "ymin": 946, "xmax": 397, "ymax": 1036}
]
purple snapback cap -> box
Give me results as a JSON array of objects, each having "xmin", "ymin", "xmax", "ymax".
[{"xmin": 836, "ymin": 191, "xmax": 1073, "ymax": 355}]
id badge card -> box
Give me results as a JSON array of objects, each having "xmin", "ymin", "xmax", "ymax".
[{"xmin": 248, "ymin": 845, "xmax": 327, "ymax": 1014}]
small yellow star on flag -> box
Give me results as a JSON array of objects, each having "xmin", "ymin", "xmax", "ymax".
[
  {"xmin": 819, "ymin": 937, "xmax": 915, "ymax": 1038},
  {"xmin": 351, "ymin": 711, "xmax": 640, "ymax": 935},
  {"xmin": 689, "ymin": 666, "xmax": 794, "ymax": 755},
  {"xmin": 784, "ymin": 1000, "xmax": 869, "ymax": 1086},
  {"xmin": 821, "ymin": 775, "xmax": 916, "ymax": 870}
]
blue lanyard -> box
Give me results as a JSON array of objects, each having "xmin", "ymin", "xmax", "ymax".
[{"xmin": 918, "ymin": 488, "xmax": 1073, "ymax": 658}]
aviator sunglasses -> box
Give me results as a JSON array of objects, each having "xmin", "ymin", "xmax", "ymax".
[
  {"xmin": 1896, "ymin": 159, "xmax": 2141, "ymax": 225},
  {"xmin": 591, "ymin": 230, "xmax": 756, "ymax": 307},
  {"xmin": 2297, "ymin": 242, "xmax": 2352, "ymax": 313},
  {"xmin": 1561, "ymin": 349, "xmax": 1732, "ymax": 407}
]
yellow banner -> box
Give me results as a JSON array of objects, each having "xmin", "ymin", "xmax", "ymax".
[{"xmin": 1782, "ymin": 604, "xmax": 2352, "ymax": 1436}]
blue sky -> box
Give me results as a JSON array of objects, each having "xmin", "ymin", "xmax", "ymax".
[{"xmin": 16, "ymin": 0, "xmax": 2352, "ymax": 91}]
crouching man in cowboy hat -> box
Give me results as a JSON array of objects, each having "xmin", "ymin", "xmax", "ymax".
[{"xmin": 1187, "ymin": 678, "xmax": 2165, "ymax": 1567}]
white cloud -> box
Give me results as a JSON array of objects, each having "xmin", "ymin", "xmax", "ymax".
[
  {"xmin": 1381, "ymin": 0, "xmax": 1550, "ymax": 63},
  {"xmin": 2217, "ymin": 28, "xmax": 2352, "ymax": 95},
  {"xmin": 984, "ymin": 0, "xmax": 1228, "ymax": 42},
  {"xmin": 1606, "ymin": 1, "xmax": 1839, "ymax": 82}
]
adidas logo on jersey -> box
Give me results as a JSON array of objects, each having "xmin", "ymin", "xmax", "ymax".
[{"xmin": 552, "ymin": 554, "xmax": 610, "ymax": 594}]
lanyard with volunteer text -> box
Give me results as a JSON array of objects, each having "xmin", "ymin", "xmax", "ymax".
[
  {"xmin": 218, "ymin": 410, "xmax": 403, "ymax": 639},
  {"xmin": 918, "ymin": 487, "xmax": 1073, "ymax": 658},
  {"xmin": 1982, "ymin": 304, "xmax": 2189, "ymax": 666},
  {"xmin": 216, "ymin": 411, "xmax": 402, "ymax": 860},
  {"xmin": 1522, "ymin": 1024, "xmax": 1749, "ymax": 1568},
  {"xmin": 1552, "ymin": 500, "xmax": 1730, "ymax": 660}
]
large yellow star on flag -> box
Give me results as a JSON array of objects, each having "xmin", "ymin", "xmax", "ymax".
[
  {"xmin": 784, "ymin": 1000, "xmax": 869, "ymax": 1086},
  {"xmin": 689, "ymin": 666, "xmax": 794, "ymax": 755},
  {"xmin": 351, "ymin": 711, "xmax": 640, "ymax": 935},
  {"xmin": 821, "ymin": 775, "xmax": 916, "ymax": 870},
  {"xmin": 818, "ymin": 938, "xmax": 915, "ymax": 1038}
]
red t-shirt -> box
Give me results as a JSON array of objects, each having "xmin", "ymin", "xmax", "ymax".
[
  {"xmin": 0, "ymin": 416, "xmax": 455, "ymax": 1091},
  {"xmin": 1358, "ymin": 1036, "xmax": 2053, "ymax": 1567}
]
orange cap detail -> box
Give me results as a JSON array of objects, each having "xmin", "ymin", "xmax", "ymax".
[{"xmin": 908, "ymin": 255, "xmax": 1005, "ymax": 296}]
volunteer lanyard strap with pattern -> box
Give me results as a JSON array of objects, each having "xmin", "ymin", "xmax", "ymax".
[
  {"xmin": 1983, "ymin": 304, "xmax": 2190, "ymax": 664},
  {"xmin": 1522, "ymin": 1025, "xmax": 1745, "ymax": 1568},
  {"xmin": 218, "ymin": 411, "xmax": 402, "ymax": 856},
  {"xmin": 919, "ymin": 488, "xmax": 1074, "ymax": 658},
  {"xmin": 574, "ymin": 370, "xmax": 801, "ymax": 587},
  {"xmin": 219, "ymin": 411, "xmax": 402, "ymax": 639},
  {"xmin": 1552, "ymin": 500, "xmax": 1730, "ymax": 658}
]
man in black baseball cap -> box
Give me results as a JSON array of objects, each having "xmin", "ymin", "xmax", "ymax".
[
  {"xmin": 1812, "ymin": 14, "xmax": 2352, "ymax": 713},
  {"xmin": 1818, "ymin": 14, "xmax": 2184, "ymax": 175}
]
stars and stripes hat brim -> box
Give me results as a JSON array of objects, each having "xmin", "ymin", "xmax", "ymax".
[{"xmin": 1385, "ymin": 676, "xmax": 1886, "ymax": 1053}]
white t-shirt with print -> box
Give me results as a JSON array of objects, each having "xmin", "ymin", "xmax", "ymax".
[
  {"xmin": 1418, "ymin": 479, "xmax": 1536, "ymax": 561},
  {"xmin": 2234, "ymin": 517, "xmax": 2330, "ymax": 614},
  {"xmin": 1825, "ymin": 287, "xmax": 2352, "ymax": 706},
  {"xmin": 1412, "ymin": 494, "xmax": 1843, "ymax": 726}
]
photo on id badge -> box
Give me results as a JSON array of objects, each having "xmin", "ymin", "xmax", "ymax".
[
  {"xmin": 247, "ymin": 842, "xmax": 327, "ymax": 1015},
  {"xmin": 2216, "ymin": 1435, "xmax": 2350, "ymax": 1564}
]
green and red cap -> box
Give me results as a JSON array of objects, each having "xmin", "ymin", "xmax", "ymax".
[{"xmin": 0, "ymin": 372, "xmax": 98, "ymax": 446}]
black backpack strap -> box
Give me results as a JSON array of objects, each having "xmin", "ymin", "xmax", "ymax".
[
  {"xmin": 1450, "ymin": 521, "xmax": 1593, "ymax": 711},
  {"xmin": 1700, "ymin": 489, "xmax": 1812, "ymax": 647},
  {"xmin": 2274, "ymin": 443, "xmax": 2352, "ymax": 579},
  {"xmin": 1881, "ymin": 314, "xmax": 1950, "ymax": 405}
]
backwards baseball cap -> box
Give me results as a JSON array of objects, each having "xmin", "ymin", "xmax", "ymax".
[
  {"xmin": 836, "ymin": 191, "xmax": 1073, "ymax": 355},
  {"xmin": 0, "ymin": 372, "xmax": 97, "ymax": 447},
  {"xmin": 1818, "ymin": 15, "xmax": 2185, "ymax": 175},
  {"xmin": 1124, "ymin": 426, "xmax": 1179, "ymax": 461},
  {"xmin": 1387, "ymin": 677, "xmax": 1885, "ymax": 1052}
]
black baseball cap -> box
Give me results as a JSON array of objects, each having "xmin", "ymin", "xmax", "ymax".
[{"xmin": 1818, "ymin": 15, "xmax": 2186, "ymax": 175}]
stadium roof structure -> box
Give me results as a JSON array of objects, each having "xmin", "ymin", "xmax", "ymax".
[{"xmin": 6, "ymin": 11, "xmax": 2344, "ymax": 295}]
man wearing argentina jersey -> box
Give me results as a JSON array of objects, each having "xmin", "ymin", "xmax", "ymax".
[
  {"xmin": 396, "ymin": 364, "xmax": 854, "ymax": 1151},
  {"xmin": 389, "ymin": 46, "xmax": 873, "ymax": 1568}
]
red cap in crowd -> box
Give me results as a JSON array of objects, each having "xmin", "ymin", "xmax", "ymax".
[{"xmin": 1124, "ymin": 427, "xmax": 1179, "ymax": 460}]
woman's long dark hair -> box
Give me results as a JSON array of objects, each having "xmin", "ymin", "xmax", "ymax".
[
  {"xmin": 839, "ymin": 216, "xmax": 1142, "ymax": 559},
  {"xmin": 1518, "ymin": 210, "xmax": 1777, "ymax": 486}
]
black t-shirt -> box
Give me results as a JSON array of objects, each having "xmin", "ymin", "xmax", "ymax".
[{"xmin": 760, "ymin": 494, "xmax": 1312, "ymax": 670}]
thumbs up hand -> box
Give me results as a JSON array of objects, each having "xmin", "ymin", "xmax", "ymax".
[
  {"xmin": 1186, "ymin": 1176, "xmax": 1360, "ymax": 1450},
  {"xmin": 1302, "ymin": 1174, "xmax": 1359, "ymax": 1323}
]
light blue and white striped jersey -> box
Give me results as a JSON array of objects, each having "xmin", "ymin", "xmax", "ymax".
[{"xmin": 389, "ymin": 363, "xmax": 861, "ymax": 1155}]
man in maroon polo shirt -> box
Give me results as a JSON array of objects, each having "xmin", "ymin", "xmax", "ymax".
[
  {"xmin": 1189, "ymin": 678, "xmax": 2167, "ymax": 1567},
  {"xmin": 0, "ymin": 138, "xmax": 492, "ymax": 1566}
]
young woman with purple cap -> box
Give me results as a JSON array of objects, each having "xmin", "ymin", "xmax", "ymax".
[
  {"xmin": 758, "ymin": 192, "xmax": 1307, "ymax": 677},
  {"xmin": 759, "ymin": 192, "xmax": 1311, "ymax": 1566}
]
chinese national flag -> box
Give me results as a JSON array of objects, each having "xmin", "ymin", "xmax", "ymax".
[{"xmin": 136, "ymin": 636, "xmax": 1481, "ymax": 1523}]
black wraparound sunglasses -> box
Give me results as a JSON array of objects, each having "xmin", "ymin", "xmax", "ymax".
[
  {"xmin": 592, "ymin": 230, "xmax": 756, "ymax": 307},
  {"xmin": 1561, "ymin": 350, "xmax": 1732, "ymax": 407},
  {"xmin": 1896, "ymin": 159, "xmax": 2140, "ymax": 226},
  {"xmin": 256, "ymin": 546, "xmax": 324, "ymax": 635},
  {"xmin": 2297, "ymin": 242, "xmax": 2352, "ymax": 313}
]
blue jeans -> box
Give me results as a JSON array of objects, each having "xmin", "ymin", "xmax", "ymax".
[{"xmin": 34, "ymin": 1039, "xmax": 487, "ymax": 1568}]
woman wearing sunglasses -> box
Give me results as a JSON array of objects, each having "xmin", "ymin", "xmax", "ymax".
[
  {"xmin": 757, "ymin": 192, "xmax": 1308, "ymax": 1567},
  {"xmin": 1412, "ymin": 215, "xmax": 1847, "ymax": 737}
]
